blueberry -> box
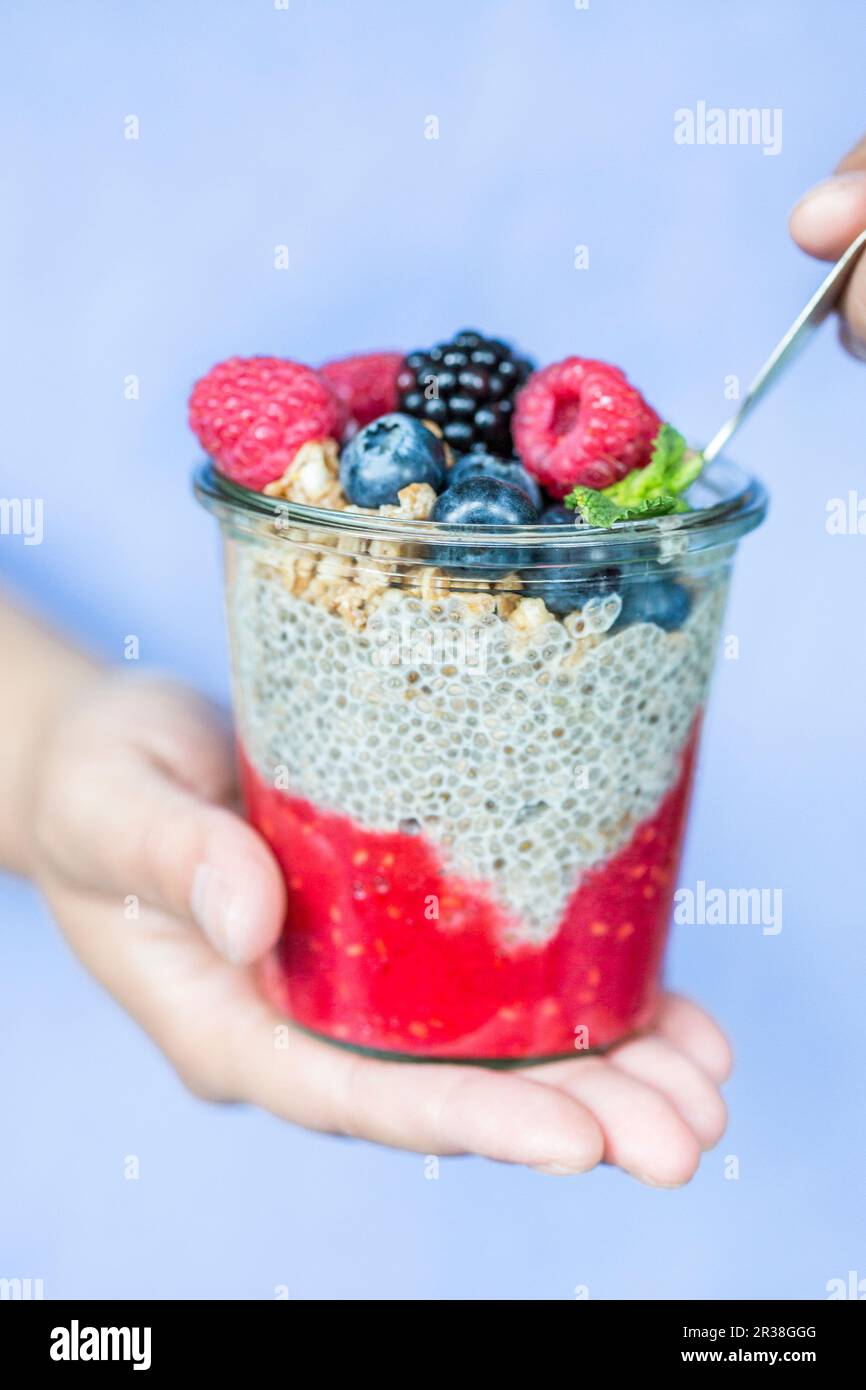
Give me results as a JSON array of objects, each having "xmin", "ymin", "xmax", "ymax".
[
  {"xmin": 540, "ymin": 502, "xmax": 572, "ymax": 526},
  {"xmin": 612, "ymin": 579, "xmax": 692, "ymax": 632},
  {"xmin": 433, "ymin": 475, "xmax": 538, "ymax": 527},
  {"xmin": 432, "ymin": 476, "xmax": 539, "ymax": 577},
  {"xmin": 450, "ymin": 450, "xmax": 543, "ymax": 510},
  {"xmin": 339, "ymin": 412, "xmax": 447, "ymax": 507},
  {"xmin": 531, "ymin": 564, "xmax": 620, "ymax": 617},
  {"xmin": 549, "ymin": 505, "xmax": 660, "ymax": 566},
  {"xmin": 539, "ymin": 503, "xmax": 627, "ymax": 568},
  {"xmin": 526, "ymin": 504, "xmax": 622, "ymax": 612}
]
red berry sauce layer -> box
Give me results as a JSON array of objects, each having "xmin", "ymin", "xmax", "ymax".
[{"xmin": 242, "ymin": 722, "xmax": 700, "ymax": 1061}]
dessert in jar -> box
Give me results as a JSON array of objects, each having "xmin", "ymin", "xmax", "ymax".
[{"xmin": 192, "ymin": 333, "xmax": 766, "ymax": 1062}]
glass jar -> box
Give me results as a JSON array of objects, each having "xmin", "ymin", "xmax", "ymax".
[{"xmin": 195, "ymin": 458, "xmax": 766, "ymax": 1064}]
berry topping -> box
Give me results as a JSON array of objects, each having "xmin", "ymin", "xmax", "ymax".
[
  {"xmin": 339, "ymin": 413, "xmax": 448, "ymax": 508},
  {"xmin": 539, "ymin": 502, "xmax": 573, "ymax": 526},
  {"xmin": 189, "ymin": 356, "xmax": 348, "ymax": 492},
  {"xmin": 319, "ymin": 351, "xmax": 403, "ymax": 428},
  {"xmin": 433, "ymin": 474, "xmax": 538, "ymax": 527},
  {"xmin": 397, "ymin": 330, "xmax": 534, "ymax": 455},
  {"xmin": 522, "ymin": 506, "xmax": 619, "ymax": 614},
  {"xmin": 613, "ymin": 578, "xmax": 692, "ymax": 633},
  {"xmin": 449, "ymin": 450, "xmax": 543, "ymax": 510},
  {"xmin": 513, "ymin": 357, "xmax": 661, "ymax": 497},
  {"xmin": 431, "ymin": 475, "xmax": 539, "ymax": 576},
  {"xmin": 537, "ymin": 501, "xmax": 620, "ymax": 563},
  {"xmin": 535, "ymin": 565, "xmax": 620, "ymax": 618}
]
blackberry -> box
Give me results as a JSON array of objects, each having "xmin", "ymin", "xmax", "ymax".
[{"xmin": 396, "ymin": 330, "xmax": 534, "ymax": 455}]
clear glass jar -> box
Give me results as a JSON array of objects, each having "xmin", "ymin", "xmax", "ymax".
[{"xmin": 195, "ymin": 458, "xmax": 767, "ymax": 1064}]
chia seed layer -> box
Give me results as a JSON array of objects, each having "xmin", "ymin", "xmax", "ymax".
[{"xmin": 228, "ymin": 546, "xmax": 727, "ymax": 941}]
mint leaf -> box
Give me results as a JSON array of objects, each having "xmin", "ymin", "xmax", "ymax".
[
  {"xmin": 603, "ymin": 423, "xmax": 703, "ymax": 508},
  {"xmin": 666, "ymin": 444, "xmax": 704, "ymax": 495},
  {"xmin": 565, "ymin": 487, "xmax": 684, "ymax": 527},
  {"xmin": 564, "ymin": 489, "xmax": 625, "ymax": 527}
]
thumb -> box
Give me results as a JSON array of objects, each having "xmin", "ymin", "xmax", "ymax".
[
  {"xmin": 157, "ymin": 776, "xmax": 288, "ymax": 965},
  {"xmin": 790, "ymin": 139, "xmax": 866, "ymax": 261},
  {"xmin": 39, "ymin": 680, "xmax": 286, "ymax": 963},
  {"xmin": 82, "ymin": 757, "xmax": 285, "ymax": 963}
]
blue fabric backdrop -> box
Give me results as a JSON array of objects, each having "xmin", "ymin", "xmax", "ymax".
[{"xmin": 1, "ymin": 0, "xmax": 863, "ymax": 1299}]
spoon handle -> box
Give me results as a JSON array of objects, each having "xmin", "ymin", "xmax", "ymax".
[{"xmin": 702, "ymin": 227, "xmax": 866, "ymax": 464}]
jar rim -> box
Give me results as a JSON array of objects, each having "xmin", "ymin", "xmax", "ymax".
[{"xmin": 193, "ymin": 456, "xmax": 768, "ymax": 554}]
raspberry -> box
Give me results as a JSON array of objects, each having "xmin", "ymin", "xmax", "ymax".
[
  {"xmin": 513, "ymin": 357, "xmax": 661, "ymax": 497},
  {"xmin": 189, "ymin": 356, "xmax": 348, "ymax": 491},
  {"xmin": 319, "ymin": 351, "xmax": 403, "ymax": 428}
]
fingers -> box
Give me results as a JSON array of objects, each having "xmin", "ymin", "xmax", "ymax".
[
  {"xmin": 653, "ymin": 992, "xmax": 733, "ymax": 1084},
  {"xmin": 836, "ymin": 135, "xmax": 866, "ymax": 175},
  {"xmin": 48, "ymin": 875, "xmax": 605, "ymax": 1171},
  {"xmin": 789, "ymin": 137, "xmax": 866, "ymax": 355},
  {"xmin": 153, "ymin": 782, "xmax": 286, "ymax": 963},
  {"xmin": 607, "ymin": 1036, "xmax": 727, "ymax": 1151},
  {"xmin": 788, "ymin": 171, "xmax": 866, "ymax": 345},
  {"xmin": 89, "ymin": 761, "xmax": 284, "ymax": 963},
  {"xmin": 788, "ymin": 170, "xmax": 866, "ymax": 261},
  {"xmin": 38, "ymin": 675, "xmax": 286, "ymax": 962},
  {"xmin": 526, "ymin": 1057, "xmax": 702, "ymax": 1188},
  {"xmin": 836, "ymin": 270, "xmax": 866, "ymax": 353},
  {"xmin": 229, "ymin": 1006, "xmax": 605, "ymax": 1170},
  {"xmin": 247, "ymin": 992, "xmax": 729, "ymax": 1174},
  {"xmin": 525, "ymin": 992, "xmax": 732, "ymax": 1186},
  {"xmin": 103, "ymin": 675, "xmax": 239, "ymax": 806}
]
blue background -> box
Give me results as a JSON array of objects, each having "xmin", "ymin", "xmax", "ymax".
[{"xmin": 1, "ymin": 0, "xmax": 864, "ymax": 1300}]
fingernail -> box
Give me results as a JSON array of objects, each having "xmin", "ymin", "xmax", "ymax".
[
  {"xmin": 191, "ymin": 864, "xmax": 245, "ymax": 962},
  {"xmin": 532, "ymin": 1162, "xmax": 582, "ymax": 1177},
  {"xmin": 792, "ymin": 170, "xmax": 866, "ymax": 231}
]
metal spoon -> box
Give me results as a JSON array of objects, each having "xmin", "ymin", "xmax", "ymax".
[{"xmin": 702, "ymin": 227, "xmax": 866, "ymax": 464}]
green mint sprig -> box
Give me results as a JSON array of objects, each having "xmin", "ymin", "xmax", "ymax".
[
  {"xmin": 564, "ymin": 424, "xmax": 704, "ymax": 527},
  {"xmin": 564, "ymin": 488, "xmax": 682, "ymax": 527}
]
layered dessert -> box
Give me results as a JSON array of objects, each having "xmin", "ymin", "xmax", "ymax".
[{"xmin": 191, "ymin": 334, "xmax": 740, "ymax": 1061}]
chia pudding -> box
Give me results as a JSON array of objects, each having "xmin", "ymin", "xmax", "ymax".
[{"xmin": 192, "ymin": 335, "xmax": 766, "ymax": 1061}]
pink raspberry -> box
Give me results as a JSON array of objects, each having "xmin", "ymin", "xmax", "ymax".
[
  {"xmin": 319, "ymin": 351, "xmax": 403, "ymax": 428},
  {"xmin": 189, "ymin": 356, "xmax": 348, "ymax": 491},
  {"xmin": 513, "ymin": 357, "xmax": 661, "ymax": 496}
]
